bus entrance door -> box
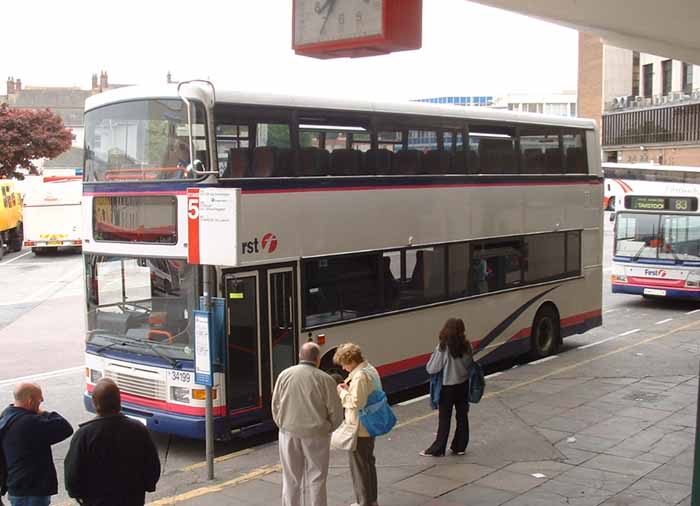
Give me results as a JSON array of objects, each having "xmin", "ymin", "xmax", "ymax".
[{"xmin": 224, "ymin": 265, "xmax": 297, "ymax": 423}]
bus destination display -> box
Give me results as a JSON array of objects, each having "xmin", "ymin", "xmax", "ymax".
[{"xmin": 626, "ymin": 196, "xmax": 698, "ymax": 212}]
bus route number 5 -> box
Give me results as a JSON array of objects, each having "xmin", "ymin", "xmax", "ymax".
[{"xmin": 188, "ymin": 196, "xmax": 199, "ymax": 220}]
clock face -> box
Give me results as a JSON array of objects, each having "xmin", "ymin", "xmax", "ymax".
[{"xmin": 294, "ymin": 0, "xmax": 384, "ymax": 47}]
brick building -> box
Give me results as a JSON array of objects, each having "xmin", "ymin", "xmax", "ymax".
[{"xmin": 578, "ymin": 33, "xmax": 700, "ymax": 166}]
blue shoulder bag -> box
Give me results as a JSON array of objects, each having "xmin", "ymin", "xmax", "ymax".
[{"xmin": 359, "ymin": 370, "xmax": 397, "ymax": 437}]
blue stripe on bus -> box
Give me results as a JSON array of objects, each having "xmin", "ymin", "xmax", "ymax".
[
  {"xmin": 83, "ymin": 175, "xmax": 602, "ymax": 195},
  {"xmin": 612, "ymin": 284, "xmax": 700, "ymax": 299},
  {"xmin": 613, "ymin": 256, "xmax": 681, "ymax": 266}
]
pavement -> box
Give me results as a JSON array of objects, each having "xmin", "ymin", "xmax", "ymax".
[{"xmin": 121, "ymin": 305, "xmax": 699, "ymax": 506}]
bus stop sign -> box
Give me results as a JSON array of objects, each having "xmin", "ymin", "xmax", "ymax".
[{"xmin": 187, "ymin": 188, "xmax": 240, "ymax": 266}]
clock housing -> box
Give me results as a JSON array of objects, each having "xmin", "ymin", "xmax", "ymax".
[{"xmin": 292, "ymin": 0, "xmax": 422, "ymax": 59}]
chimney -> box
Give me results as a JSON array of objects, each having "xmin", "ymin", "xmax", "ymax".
[
  {"xmin": 6, "ymin": 77, "xmax": 15, "ymax": 95},
  {"xmin": 15, "ymin": 79, "xmax": 21, "ymax": 92},
  {"xmin": 167, "ymin": 71, "xmax": 172, "ymax": 84},
  {"xmin": 92, "ymin": 73, "xmax": 98, "ymax": 90},
  {"xmin": 99, "ymin": 71, "xmax": 108, "ymax": 90}
]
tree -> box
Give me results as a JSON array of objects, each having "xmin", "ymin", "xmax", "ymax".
[{"xmin": 0, "ymin": 103, "xmax": 73, "ymax": 178}]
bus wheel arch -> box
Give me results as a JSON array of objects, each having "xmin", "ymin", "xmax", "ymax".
[
  {"xmin": 320, "ymin": 348, "xmax": 347, "ymax": 380},
  {"xmin": 529, "ymin": 302, "xmax": 561, "ymax": 359}
]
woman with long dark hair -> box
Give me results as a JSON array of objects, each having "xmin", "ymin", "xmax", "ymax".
[{"xmin": 420, "ymin": 317, "xmax": 473, "ymax": 457}]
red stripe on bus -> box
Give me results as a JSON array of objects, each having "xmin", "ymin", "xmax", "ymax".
[
  {"xmin": 86, "ymin": 383, "xmax": 227, "ymax": 416},
  {"xmin": 376, "ymin": 308, "xmax": 601, "ymax": 376},
  {"xmin": 186, "ymin": 188, "xmax": 200, "ymax": 264}
]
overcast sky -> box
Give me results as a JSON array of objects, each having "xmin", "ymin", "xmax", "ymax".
[{"xmin": 1, "ymin": 0, "xmax": 578, "ymax": 101}]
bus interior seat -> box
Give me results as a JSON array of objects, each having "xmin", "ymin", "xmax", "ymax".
[
  {"xmin": 522, "ymin": 148, "xmax": 543, "ymax": 174},
  {"xmin": 545, "ymin": 148, "xmax": 562, "ymax": 173},
  {"xmin": 424, "ymin": 150, "xmax": 451, "ymax": 174},
  {"xmin": 275, "ymin": 149, "xmax": 295, "ymax": 177},
  {"xmin": 299, "ymin": 147, "xmax": 330, "ymax": 176},
  {"xmin": 364, "ymin": 149, "xmax": 393, "ymax": 175},
  {"xmin": 251, "ymin": 146, "xmax": 276, "ymax": 177},
  {"xmin": 566, "ymin": 147, "xmax": 585, "ymax": 173},
  {"xmin": 330, "ymin": 149, "xmax": 363, "ymax": 176},
  {"xmin": 394, "ymin": 150, "xmax": 423, "ymax": 175},
  {"xmin": 451, "ymin": 151, "xmax": 467, "ymax": 174},
  {"xmin": 466, "ymin": 150, "xmax": 479, "ymax": 174},
  {"xmin": 226, "ymin": 148, "xmax": 249, "ymax": 178}
]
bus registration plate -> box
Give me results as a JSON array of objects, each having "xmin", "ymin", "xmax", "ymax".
[{"xmin": 643, "ymin": 288, "xmax": 666, "ymax": 296}]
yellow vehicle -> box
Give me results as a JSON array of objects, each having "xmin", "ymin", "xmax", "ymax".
[{"xmin": 0, "ymin": 181, "xmax": 24, "ymax": 257}]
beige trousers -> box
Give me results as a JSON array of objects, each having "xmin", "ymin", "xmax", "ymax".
[{"xmin": 278, "ymin": 430, "xmax": 331, "ymax": 506}]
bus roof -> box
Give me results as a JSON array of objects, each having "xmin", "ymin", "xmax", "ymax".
[
  {"xmin": 85, "ymin": 84, "xmax": 597, "ymax": 130},
  {"xmin": 613, "ymin": 179, "xmax": 700, "ymax": 197},
  {"xmin": 603, "ymin": 162, "xmax": 700, "ymax": 173}
]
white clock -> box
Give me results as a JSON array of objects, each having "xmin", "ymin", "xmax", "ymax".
[{"xmin": 293, "ymin": 0, "xmax": 385, "ymax": 47}]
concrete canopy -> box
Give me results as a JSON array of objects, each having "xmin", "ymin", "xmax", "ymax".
[{"xmin": 470, "ymin": 0, "xmax": 700, "ymax": 64}]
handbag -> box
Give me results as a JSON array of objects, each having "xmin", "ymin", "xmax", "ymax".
[
  {"xmin": 429, "ymin": 372, "xmax": 442, "ymax": 410},
  {"xmin": 331, "ymin": 421, "xmax": 358, "ymax": 451},
  {"xmin": 358, "ymin": 370, "xmax": 397, "ymax": 437}
]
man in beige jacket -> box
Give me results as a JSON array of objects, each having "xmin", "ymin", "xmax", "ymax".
[{"xmin": 272, "ymin": 342, "xmax": 343, "ymax": 506}]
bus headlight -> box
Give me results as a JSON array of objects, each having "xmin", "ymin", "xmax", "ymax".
[
  {"xmin": 686, "ymin": 279, "xmax": 700, "ymax": 288},
  {"xmin": 612, "ymin": 274, "xmax": 627, "ymax": 282},
  {"xmin": 171, "ymin": 387, "xmax": 190, "ymax": 403},
  {"xmin": 89, "ymin": 369, "xmax": 103, "ymax": 384}
]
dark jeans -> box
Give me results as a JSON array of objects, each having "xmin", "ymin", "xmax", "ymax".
[
  {"xmin": 349, "ymin": 436, "xmax": 377, "ymax": 506},
  {"xmin": 425, "ymin": 381, "xmax": 470, "ymax": 455},
  {"xmin": 9, "ymin": 497, "xmax": 51, "ymax": 506}
]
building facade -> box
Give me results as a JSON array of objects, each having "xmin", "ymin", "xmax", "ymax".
[
  {"xmin": 491, "ymin": 92, "xmax": 577, "ymax": 117},
  {"xmin": 578, "ymin": 33, "xmax": 700, "ymax": 166},
  {"xmin": 413, "ymin": 96, "xmax": 494, "ymax": 107},
  {"xmin": 0, "ymin": 72, "xmax": 130, "ymax": 173}
]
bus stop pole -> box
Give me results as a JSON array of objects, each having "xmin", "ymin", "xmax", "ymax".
[
  {"xmin": 692, "ymin": 361, "xmax": 700, "ymax": 506},
  {"xmin": 203, "ymin": 265, "xmax": 214, "ymax": 480}
]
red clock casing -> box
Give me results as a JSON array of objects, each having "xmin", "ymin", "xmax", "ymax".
[{"xmin": 293, "ymin": 0, "xmax": 422, "ymax": 59}]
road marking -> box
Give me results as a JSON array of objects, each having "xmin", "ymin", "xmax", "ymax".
[
  {"xmin": 578, "ymin": 335, "xmax": 620, "ymax": 350},
  {"xmin": 686, "ymin": 309, "xmax": 700, "ymax": 315},
  {"xmin": 655, "ymin": 318, "xmax": 673, "ymax": 325},
  {"xmin": 182, "ymin": 449, "xmax": 254, "ymax": 471},
  {"xmin": 603, "ymin": 308, "xmax": 619, "ymax": 314},
  {"xmin": 147, "ymin": 464, "xmax": 281, "ymax": 506},
  {"xmin": 398, "ymin": 394, "xmax": 430, "ymax": 407},
  {"xmin": 0, "ymin": 267, "xmax": 82, "ymax": 306},
  {"xmin": 529, "ymin": 355, "xmax": 558, "ymax": 365},
  {"xmin": 619, "ymin": 328, "xmax": 641, "ymax": 336},
  {"xmin": 143, "ymin": 318, "xmax": 700, "ymax": 505},
  {"xmin": 485, "ymin": 372, "xmax": 503, "ymax": 379},
  {"xmin": 0, "ymin": 366, "xmax": 83, "ymax": 387},
  {"xmin": 395, "ymin": 318, "xmax": 700, "ymax": 431},
  {"xmin": 0, "ymin": 250, "xmax": 31, "ymax": 266}
]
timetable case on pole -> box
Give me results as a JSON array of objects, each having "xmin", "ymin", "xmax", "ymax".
[{"xmin": 194, "ymin": 310, "xmax": 214, "ymax": 387}]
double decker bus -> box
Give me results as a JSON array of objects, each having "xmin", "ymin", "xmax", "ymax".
[
  {"xmin": 81, "ymin": 83, "xmax": 602, "ymax": 439},
  {"xmin": 611, "ymin": 179, "xmax": 700, "ymax": 299}
]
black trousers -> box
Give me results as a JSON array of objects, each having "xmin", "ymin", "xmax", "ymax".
[
  {"xmin": 349, "ymin": 436, "xmax": 377, "ymax": 506},
  {"xmin": 425, "ymin": 381, "xmax": 470, "ymax": 455}
]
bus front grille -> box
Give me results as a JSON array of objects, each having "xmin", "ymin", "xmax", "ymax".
[{"xmin": 104, "ymin": 370, "xmax": 167, "ymax": 401}]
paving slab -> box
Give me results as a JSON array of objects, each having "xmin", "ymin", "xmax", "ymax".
[
  {"xmin": 645, "ymin": 463, "xmax": 692, "ymax": 487},
  {"xmin": 392, "ymin": 473, "xmax": 464, "ymax": 498},
  {"xmin": 475, "ymin": 469, "xmax": 545, "ymax": 494},
  {"xmin": 581, "ymin": 454, "xmax": 661, "ymax": 477},
  {"xmin": 422, "ymin": 462, "xmax": 498, "ymax": 484},
  {"xmin": 555, "ymin": 466, "xmax": 642, "ymax": 494},
  {"xmin": 500, "ymin": 460, "xmax": 574, "ymax": 478},
  {"xmin": 441, "ymin": 484, "xmax": 517, "ymax": 506},
  {"xmin": 623, "ymin": 477, "xmax": 691, "ymax": 505}
]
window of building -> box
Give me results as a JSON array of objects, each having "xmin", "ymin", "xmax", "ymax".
[
  {"xmin": 519, "ymin": 127, "xmax": 562, "ymax": 174},
  {"xmin": 632, "ymin": 52, "xmax": 641, "ymax": 97},
  {"xmin": 662, "ymin": 60, "xmax": 673, "ymax": 96},
  {"xmin": 544, "ymin": 104, "xmax": 567, "ymax": 116},
  {"xmin": 643, "ymin": 63, "xmax": 654, "ymax": 98},
  {"xmin": 570, "ymin": 103, "xmax": 577, "ymax": 117},
  {"xmin": 683, "ymin": 63, "xmax": 694, "ymax": 95}
]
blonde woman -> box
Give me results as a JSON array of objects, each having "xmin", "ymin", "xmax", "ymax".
[{"xmin": 334, "ymin": 343, "xmax": 380, "ymax": 506}]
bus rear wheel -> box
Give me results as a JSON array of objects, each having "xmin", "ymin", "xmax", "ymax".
[
  {"xmin": 530, "ymin": 305, "xmax": 561, "ymax": 360},
  {"xmin": 8, "ymin": 225, "xmax": 22, "ymax": 253}
]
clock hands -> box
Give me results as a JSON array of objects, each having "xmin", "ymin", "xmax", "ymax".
[{"xmin": 316, "ymin": 0, "xmax": 338, "ymax": 35}]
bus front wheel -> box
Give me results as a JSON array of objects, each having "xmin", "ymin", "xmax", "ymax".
[{"xmin": 530, "ymin": 305, "xmax": 561, "ymax": 360}]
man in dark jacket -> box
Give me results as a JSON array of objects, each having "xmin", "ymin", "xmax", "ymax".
[
  {"xmin": 0, "ymin": 382, "xmax": 73, "ymax": 506},
  {"xmin": 64, "ymin": 378, "xmax": 160, "ymax": 506}
]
